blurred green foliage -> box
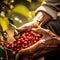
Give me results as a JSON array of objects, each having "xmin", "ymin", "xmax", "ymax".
[
  {"xmin": 0, "ymin": 0, "xmax": 43, "ymax": 31},
  {"xmin": 0, "ymin": 45, "xmax": 5, "ymax": 59},
  {"xmin": 0, "ymin": 17, "xmax": 9, "ymax": 31},
  {"xmin": 13, "ymin": 4, "xmax": 31, "ymax": 18}
]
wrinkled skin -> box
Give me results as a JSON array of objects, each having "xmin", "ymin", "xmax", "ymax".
[
  {"xmin": 18, "ymin": 28, "xmax": 60, "ymax": 59},
  {"xmin": 14, "ymin": 12, "xmax": 60, "ymax": 59},
  {"xmin": 14, "ymin": 27, "xmax": 60, "ymax": 58},
  {"xmin": 14, "ymin": 12, "xmax": 51, "ymax": 39}
]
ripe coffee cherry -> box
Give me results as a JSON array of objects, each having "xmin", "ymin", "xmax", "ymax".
[
  {"xmin": 28, "ymin": 43, "xmax": 32, "ymax": 47},
  {"xmin": 21, "ymin": 44, "xmax": 24, "ymax": 46},
  {"xmin": 17, "ymin": 48, "xmax": 20, "ymax": 51},
  {"xmin": 5, "ymin": 31, "xmax": 41, "ymax": 54},
  {"xmin": 17, "ymin": 40, "xmax": 21, "ymax": 44},
  {"xmin": 12, "ymin": 51, "xmax": 16, "ymax": 55},
  {"xmin": 5, "ymin": 43, "xmax": 10, "ymax": 48},
  {"xmin": 24, "ymin": 41, "xmax": 28, "ymax": 44},
  {"xmin": 5, "ymin": 43, "xmax": 12, "ymax": 49},
  {"xmin": 25, "ymin": 32, "xmax": 29, "ymax": 36}
]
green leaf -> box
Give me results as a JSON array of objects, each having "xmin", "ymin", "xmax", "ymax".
[
  {"xmin": 3, "ymin": 0, "xmax": 9, "ymax": 5},
  {"xmin": 38, "ymin": 0, "xmax": 44, "ymax": 3},
  {"xmin": 13, "ymin": 4, "xmax": 31, "ymax": 18},
  {"xmin": 27, "ymin": 0, "xmax": 32, "ymax": 3},
  {"xmin": 0, "ymin": 17, "xmax": 9, "ymax": 31},
  {"xmin": 0, "ymin": 45, "xmax": 5, "ymax": 58},
  {"xmin": 15, "ymin": 53, "xmax": 19, "ymax": 60}
]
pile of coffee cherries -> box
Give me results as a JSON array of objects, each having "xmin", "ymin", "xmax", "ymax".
[{"xmin": 4, "ymin": 31, "xmax": 41, "ymax": 54}]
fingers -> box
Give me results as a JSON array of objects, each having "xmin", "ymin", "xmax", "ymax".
[
  {"xmin": 32, "ymin": 27, "xmax": 57, "ymax": 37},
  {"xmin": 40, "ymin": 15, "xmax": 51, "ymax": 27},
  {"xmin": 32, "ymin": 27, "xmax": 49, "ymax": 37},
  {"xmin": 32, "ymin": 28, "xmax": 48, "ymax": 39},
  {"xmin": 19, "ymin": 38, "xmax": 45, "ymax": 56},
  {"xmin": 14, "ymin": 30, "xmax": 19, "ymax": 35},
  {"xmin": 18, "ymin": 38, "xmax": 52, "ymax": 58},
  {"xmin": 14, "ymin": 30, "xmax": 20, "ymax": 40},
  {"xmin": 39, "ymin": 12, "xmax": 51, "ymax": 27},
  {"xmin": 16, "ymin": 27, "xmax": 27, "ymax": 32},
  {"xmin": 14, "ymin": 26, "xmax": 27, "ymax": 40},
  {"xmin": 46, "ymin": 30, "xmax": 57, "ymax": 37}
]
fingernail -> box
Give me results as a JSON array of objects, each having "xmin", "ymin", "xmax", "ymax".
[{"xmin": 32, "ymin": 28, "xmax": 36, "ymax": 30}]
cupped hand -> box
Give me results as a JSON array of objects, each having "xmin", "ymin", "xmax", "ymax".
[{"xmin": 18, "ymin": 28, "xmax": 60, "ymax": 59}]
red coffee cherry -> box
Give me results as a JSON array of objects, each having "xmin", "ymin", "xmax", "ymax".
[{"xmin": 5, "ymin": 31, "xmax": 41, "ymax": 54}]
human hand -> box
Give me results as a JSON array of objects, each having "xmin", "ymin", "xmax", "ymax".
[
  {"xmin": 18, "ymin": 28, "xmax": 60, "ymax": 59},
  {"xmin": 33, "ymin": 12, "xmax": 51, "ymax": 27},
  {"xmin": 14, "ymin": 21, "xmax": 39, "ymax": 40},
  {"xmin": 14, "ymin": 11, "xmax": 51, "ymax": 39}
]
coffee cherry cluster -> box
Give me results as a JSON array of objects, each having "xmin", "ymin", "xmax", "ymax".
[{"xmin": 4, "ymin": 31, "xmax": 41, "ymax": 54}]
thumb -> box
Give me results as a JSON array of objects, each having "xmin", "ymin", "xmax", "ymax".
[
  {"xmin": 16, "ymin": 28, "xmax": 27, "ymax": 32},
  {"xmin": 32, "ymin": 28, "xmax": 47, "ymax": 34},
  {"xmin": 14, "ymin": 30, "xmax": 19, "ymax": 36},
  {"xmin": 32, "ymin": 28, "xmax": 51, "ymax": 39}
]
